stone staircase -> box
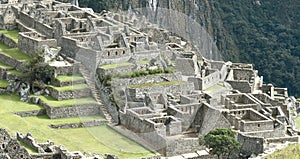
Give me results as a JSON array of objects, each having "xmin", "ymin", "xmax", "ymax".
[{"xmin": 79, "ymin": 65, "xmax": 113, "ymax": 123}]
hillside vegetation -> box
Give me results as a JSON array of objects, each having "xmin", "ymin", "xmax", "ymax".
[{"xmin": 79, "ymin": 0, "xmax": 300, "ymax": 97}]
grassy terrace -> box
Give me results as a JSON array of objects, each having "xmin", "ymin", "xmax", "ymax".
[
  {"xmin": 34, "ymin": 95, "xmax": 97, "ymax": 107},
  {"xmin": 55, "ymin": 75, "xmax": 84, "ymax": 82},
  {"xmin": 0, "ymin": 31, "xmax": 31, "ymax": 63},
  {"xmin": 0, "ymin": 46, "xmax": 31, "ymax": 62},
  {"xmin": 0, "ymin": 79, "xmax": 9, "ymax": 88},
  {"xmin": 48, "ymin": 83, "xmax": 89, "ymax": 91},
  {"xmin": 128, "ymin": 80, "xmax": 185, "ymax": 88},
  {"xmin": 99, "ymin": 62, "xmax": 133, "ymax": 70},
  {"xmin": 0, "ymin": 94, "xmax": 154, "ymax": 158},
  {"xmin": 0, "ymin": 30, "xmax": 19, "ymax": 43}
]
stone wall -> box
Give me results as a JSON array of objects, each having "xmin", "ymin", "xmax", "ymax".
[
  {"xmin": 167, "ymin": 103, "xmax": 201, "ymax": 131},
  {"xmin": 175, "ymin": 58, "xmax": 195, "ymax": 76},
  {"xmin": 60, "ymin": 36, "xmax": 79, "ymax": 58},
  {"xmin": 0, "ymin": 51, "xmax": 22, "ymax": 68},
  {"xmin": 14, "ymin": 109, "xmax": 46, "ymax": 117},
  {"xmin": 51, "ymin": 77, "xmax": 85, "ymax": 87},
  {"xmin": 237, "ymin": 133, "xmax": 264, "ymax": 157},
  {"xmin": 75, "ymin": 46, "xmax": 99, "ymax": 73},
  {"xmin": 194, "ymin": 103, "xmax": 231, "ymax": 135},
  {"xmin": 233, "ymin": 69, "xmax": 255, "ymax": 81},
  {"xmin": 18, "ymin": 32, "xmax": 57, "ymax": 56},
  {"xmin": 266, "ymin": 136, "xmax": 299, "ymax": 143},
  {"xmin": 39, "ymin": 100, "xmax": 101, "ymax": 119},
  {"xmin": 188, "ymin": 69, "xmax": 220, "ymax": 90},
  {"xmin": 47, "ymin": 86, "xmax": 91, "ymax": 100},
  {"xmin": 226, "ymin": 80, "xmax": 252, "ymax": 93},
  {"xmin": 49, "ymin": 120, "xmax": 105, "ymax": 129},
  {"xmin": 16, "ymin": 132, "xmax": 43, "ymax": 153},
  {"xmin": 0, "ymin": 33, "xmax": 17, "ymax": 48},
  {"xmin": 34, "ymin": 20, "xmax": 54, "ymax": 38},
  {"xmin": 0, "ymin": 67, "xmax": 8, "ymax": 79},
  {"xmin": 128, "ymin": 82, "xmax": 194, "ymax": 99},
  {"xmin": 53, "ymin": 62, "xmax": 80, "ymax": 76},
  {"xmin": 97, "ymin": 76, "xmax": 120, "ymax": 123},
  {"xmin": 240, "ymin": 120, "xmax": 273, "ymax": 132},
  {"xmin": 18, "ymin": 11, "xmax": 35, "ymax": 28},
  {"xmin": 0, "ymin": 129, "xmax": 31, "ymax": 159},
  {"xmin": 111, "ymin": 73, "xmax": 182, "ymax": 87},
  {"xmin": 165, "ymin": 138, "xmax": 203, "ymax": 157}
]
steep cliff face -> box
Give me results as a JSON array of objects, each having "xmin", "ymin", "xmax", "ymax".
[{"xmin": 79, "ymin": 0, "xmax": 300, "ymax": 96}]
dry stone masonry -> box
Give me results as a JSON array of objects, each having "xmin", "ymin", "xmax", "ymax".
[{"xmin": 0, "ymin": 0, "xmax": 299, "ymax": 158}]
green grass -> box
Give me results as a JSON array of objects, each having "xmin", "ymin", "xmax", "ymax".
[
  {"xmin": 99, "ymin": 62, "xmax": 133, "ymax": 70},
  {"xmin": 35, "ymin": 95, "xmax": 97, "ymax": 107},
  {"xmin": 7, "ymin": 69, "xmax": 23, "ymax": 76},
  {"xmin": 294, "ymin": 115, "xmax": 300, "ymax": 130},
  {"xmin": 0, "ymin": 30, "xmax": 19, "ymax": 42},
  {"xmin": 0, "ymin": 94, "xmax": 154, "ymax": 158},
  {"xmin": 55, "ymin": 75, "xmax": 84, "ymax": 82},
  {"xmin": 48, "ymin": 84, "xmax": 89, "ymax": 91},
  {"xmin": 128, "ymin": 80, "xmax": 185, "ymax": 88},
  {"xmin": 0, "ymin": 42, "xmax": 10, "ymax": 50},
  {"xmin": 0, "ymin": 48, "xmax": 31, "ymax": 62},
  {"xmin": 0, "ymin": 94, "xmax": 43, "ymax": 113},
  {"xmin": 0, "ymin": 41, "xmax": 31, "ymax": 62},
  {"xmin": 264, "ymin": 144, "xmax": 300, "ymax": 159},
  {"xmin": 0, "ymin": 79, "xmax": 9, "ymax": 88}
]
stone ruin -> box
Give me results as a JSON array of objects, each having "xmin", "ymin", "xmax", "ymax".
[{"xmin": 0, "ymin": 0, "xmax": 299, "ymax": 158}]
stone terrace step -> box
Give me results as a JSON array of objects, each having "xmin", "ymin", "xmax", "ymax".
[
  {"xmin": 51, "ymin": 75, "xmax": 86, "ymax": 87},
  {"xmin": 46, "ymin": 83, "xmax": 92, "ymax": 101},
  {"xmin": 0, "ymin": 61, "xmax": 13, "ymax": 79},
  {"xmin": 32, "ymin": 95, "xmax": 102, "ymax": 119}
]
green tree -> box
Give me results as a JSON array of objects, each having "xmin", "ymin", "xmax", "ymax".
[
  {"xmin": 22, "ymin": 54, "xmax": 54, "ymax": 88},
  {"xmin": 203, "ymin": 128, "xmax": 240, "ymax": 159}
]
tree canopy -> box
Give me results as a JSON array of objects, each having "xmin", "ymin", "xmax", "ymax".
[{"xmin": 203, "ymin": 128, "xmax": 240, "ymax": 159}]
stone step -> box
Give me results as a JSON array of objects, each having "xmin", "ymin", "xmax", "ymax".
[{"xmin": 79, "ymin": 65, "xmax": 114, "ymax": 123}]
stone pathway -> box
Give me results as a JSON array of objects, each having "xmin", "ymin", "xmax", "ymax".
[{"xmin": 79, "ymin": 65, "xmax": 113, "ymax": 123}]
